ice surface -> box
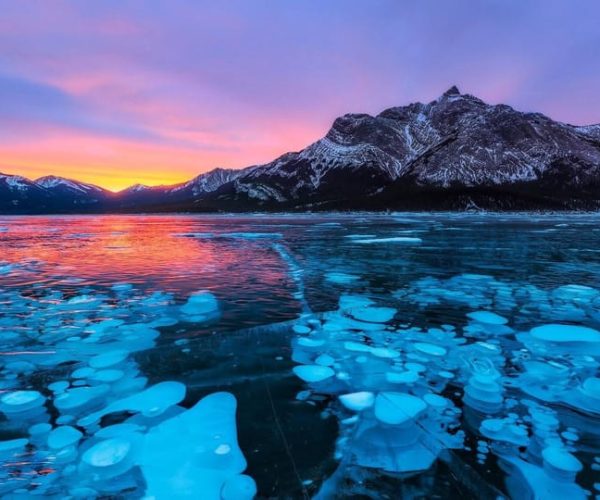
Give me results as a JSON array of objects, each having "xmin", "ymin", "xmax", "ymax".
[
  {"xmin": 339, "ymin": 392, "xmax": 375, "ymax": 411},
  {"xmin": 293, "ymin": 365, "xmax": 335, "ymax": 383},
  {"xmin": 290, "ymin": 273, "xmax": 599, "ymax": 497},
  {"xmin": 78, "ymin": 381, "xmax": 186, "ymax": 426},
  {"xmin": 348, "ymin": 306, "xmax": 396, "ymax": 323},
  {"xmin": 467, "ymin": 310, "xmax": 508, "ymax": 325},
  {"xmin": 0, "ymin": 390, "xmax": 45, "ymax": 413},
  {"xmin": 3, "ymin": 215, "xmax": 600, "ymax": 498},
  {"xmin": 374, "ymin": 392, "xmax": 427, "ymax": 425},
  {"xmin": 353, "ymin": 236, "xmax": 423, "ymax": 244},
  {"xmin": 180, "ymin": 290, "xmax": 220, "ymax": 319},
  {"xmin": 325, "ymin": 272, "xmax": 359, "ymax": 285},
  {"xmin": 0, "ymin": 281, "xmax": 253, "ymax": 498},
  {"xmin": 47, "ymin": 425, "xmax": 82, "ymax": 449},
  {"xmin": 140, "ymin": 392, "xmax": 255, "ymax": 499},
  {"xmin": 530, "ymin": 324, "xmax": 600, "ymax": 343}
]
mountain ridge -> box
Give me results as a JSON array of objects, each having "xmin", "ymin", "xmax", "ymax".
[{"xmin": 2, "ymin": 87, "xmax": 600, "ymax": 213}]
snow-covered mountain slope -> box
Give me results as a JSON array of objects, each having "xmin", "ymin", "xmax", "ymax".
[
  {"xmin": 168, "ymin": 168, "xmax": 246, "ymax": 196},
  {"xmin": 220, "ymin": 86, "xmax": 600, "ymax": 209},
  {"xmin": 112, "ymin": 168, "xmax": 248, "ymax": 209},
  {"xmin": 0, "ymin": 173, "xmax": 112, "ymax": 212},
  {"xmin": 120, "ymin": 184, "xmax": 150, "ymax": 194},
  {"xmin": 35, "ymin": 176, "xmax": 109, "ymax": 197}
]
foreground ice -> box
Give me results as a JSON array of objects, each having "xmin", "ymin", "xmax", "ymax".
[
  {"xmin": 142, "ymin": 392, "xmax": 255, "ymax": 499},
  {"xmin": 290, "ymin": 273, "xmax": 600, "ymax": 498},
  {"xmin": 0, "ymin": 283, "xmax": 253, "ymax": 498}
]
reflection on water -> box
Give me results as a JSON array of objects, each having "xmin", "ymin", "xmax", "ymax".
[{"xmin": 0, "ymin": 213, "xmax": 599, "ymax": 498}]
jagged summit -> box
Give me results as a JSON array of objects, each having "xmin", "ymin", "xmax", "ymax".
[{"xmin": 443, "ymin": 85, "xmax": 461, "ymax": 96}]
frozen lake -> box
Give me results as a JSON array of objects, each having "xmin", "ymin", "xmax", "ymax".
[{"xmin": 0, "ymin": 213, "xmax": 599, "ymax": 498}]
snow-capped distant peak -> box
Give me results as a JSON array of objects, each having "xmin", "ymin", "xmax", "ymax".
[
  {"xmin": 0, "ymin": 173, "xmax": 31, "ymax": 191},
  {"xmin": 123, "ymin": 183, "xmax": 150, "ymax": 193},
  {"xmin": 35, "ymin": 176, "xmax": 102, "ymax": 194},
  {"xmin": 170, "ymin": 168, "xmax": 244, "ymax": 196}
]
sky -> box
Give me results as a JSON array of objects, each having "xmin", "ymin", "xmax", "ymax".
[{"xmin": 1, "ymin": 0, "xmax": 599, "ymax": 191}]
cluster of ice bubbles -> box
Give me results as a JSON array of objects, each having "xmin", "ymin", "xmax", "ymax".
[
  {"xmin": 0, "ymin": 283, "xmax": 256, "ymax": 499},
  {"xmin": 291, "ymin": 274, "xmax": 600, "ymax": 498}
]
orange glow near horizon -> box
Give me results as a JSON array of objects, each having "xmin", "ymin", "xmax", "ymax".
[{"xmin": 0, "ymin": 124, "xmax": 322, "ymax": 191}]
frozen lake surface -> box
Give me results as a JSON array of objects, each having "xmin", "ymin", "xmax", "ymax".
[{"xmin": 0, "ymin": 213, "xmax": 599, "ymax": 498}]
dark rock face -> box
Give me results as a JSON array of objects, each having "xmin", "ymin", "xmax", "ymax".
[
  {"xmin": 214, "ymin": 87, "xmax": 600, "ymax": 210},
  {"xmin": 1, "ymin": 87, "xmax": 599, "ymax": 213}
]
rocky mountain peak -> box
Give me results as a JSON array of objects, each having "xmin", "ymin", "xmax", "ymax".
[{"xmin": 443, "ymin": 85, "xmax": 461, "ymax": 97}]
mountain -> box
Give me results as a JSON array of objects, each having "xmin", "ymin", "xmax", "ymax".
[
  {"xmin": 206, "ymin": 86, "xmax": 600, "ymax": 210},
  {"xmin": 113, "ymin": 168, "xmax": 248, "ymax": 210},
  {"xmin": 0, "ymin": 173, "xmax": 114, "ymax": 212},
  {"xmin": 2, "ymin": 87, "xmax": 600, "ymax": 213}
]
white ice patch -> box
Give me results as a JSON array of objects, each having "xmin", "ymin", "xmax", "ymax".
[{"xmin": 353, "ymin": 236, "xmax": 422, "ymax": 244}]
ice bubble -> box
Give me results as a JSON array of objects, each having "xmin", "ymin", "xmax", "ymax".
[
  {"xmin": 72, "ymin": 367, "xmax": 95, "ymax": 378},
  {"xmin": 354, "ymin": 236, "xmax": 422, "ymax": 244},
  {"xmin": 480, "ymin": 418, "xmax": 529, "ymax": 446},
  {"xmin": 315, "ymin": 354, "xmax": 335, "ymax": 366},
  {"xmin": 293, "ymin": 324, "xmax": 311, "ymax": 334},
  {"xmin": 47, "ymin": 426, "xmax": 83, "ymax": 449},
  {"xmin": 0, "ymin": 438, "xmax": 28, "ymax": 454},
  {"xmin": 55, "ymin": 385, "xmax": 109, "ymax": 413},
  {"xmin": 374, "ymin": 392, "xmax": 427, "ymax": 425},
  {"xmin": 89, "ymin": 350, "xmax": 128, "ymax": 369},
  {"xmin": 344, "ymin": 341, "xmax": 372, "ymax": 353},
  {"xmin": 542, "ymin": 446, "xmax": 583, "ymax": 480},
  {"xmin": 293, "ymin": 365, "xmax": 335, "ymax": 383},
  {"xmin": 297, "ymin": 337, "xmax": 325, "ymax": 347},
  {"xmin": 386, "ymin": 370, "xmax": 419, "ymax": 384},
  {"xmin": 463, "ymin": 373, "xmax": 504, "ymax": 413},
  {"xmin": 325, "ymin": 272, "xmax": 359, "ymax": 285},
  {"xmin": 502, "ymin": 454, "xmax": 586, "ymax": 500},
  {"xmin": 79, "ymin": 381, "xmax": 186, "ymax": 426},
  {"xmin": 221, "ymin": 474, "xmax": 257, "ymax": 500},
  {"xmin": 96, "ymin": 423, "xmax": 145, "ymax": 439},
  {"xmin": 348, "ymin": 306, "xmax": 396, "ymax": 323},
  {"xmin": 180, "ymin": 291, "xmax": 219, "ymax": 317},
  {"xmin": 90, "ymin": 369, "xmax": 125, "ymax": 383},
  {"xmin": 370, "ymin": 347, "xmax": 400, "ymax": 358},
  {"xmin": 214, "ymin": 444, "xmax": 231, "ymax": 455},
  {"xmin": 29, "ymin": 423, "xmax": 52, "ymax": 436},
  {"xmin": 581, "ymin": 377, "xmax": 600, "ymax": 400},
  {"xmin": 0, "ymin": 390, "xmax": 45, "ymax": 414},
  {"xmin": 530, "ymin": 324, "xmax": 600, "ymax": 343},
  {"xmin": 339, "ymin": 392, "xmax": 375, "ymax": 411},
  {"xmin": 424, "ymin": 394, "xmax": 448, "ymax": 409},
  {"xmin": 467, "ymin": 311, "xmax": 508, "ymax": 325},
  {"xmin": 553, "ymin": 284, "xmax": 599, "ymax": 303},
  {"xmin": 414, "ymin": 342, "xmax": 446, "ymax": 356},
  {"xmin": 82, "ymin": 438, "xmax": 132, "ymax": 468}
]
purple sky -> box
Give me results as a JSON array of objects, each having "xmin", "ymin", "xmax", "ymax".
[{"xmin": 1, "ymin": 0, "xmax": 599, "ymax": 190}]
